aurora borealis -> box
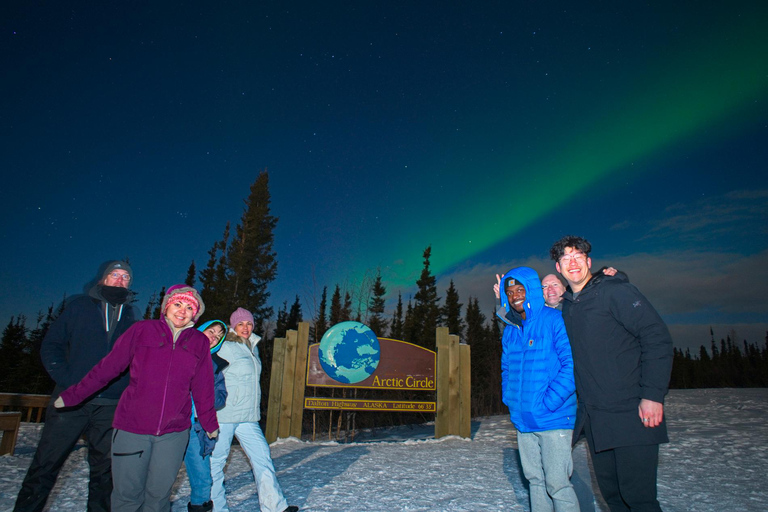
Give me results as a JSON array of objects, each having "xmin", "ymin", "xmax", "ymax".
[{"xmin": 1, "ymin": 1, "xmax": 766, "ymax": 351}]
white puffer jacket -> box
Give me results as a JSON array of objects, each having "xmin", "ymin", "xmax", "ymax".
[{"xmin": 215, "ymin": 330, "xmax": 262, "ymax": 423}]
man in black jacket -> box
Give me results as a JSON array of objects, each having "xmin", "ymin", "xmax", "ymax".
[
  {"xmin": 550, "ymin": 236, "xmax": 673, "ymax": 512},
  {"xmin": 14, "ymin": 261, "xmax": 138, "ymax": 512}
]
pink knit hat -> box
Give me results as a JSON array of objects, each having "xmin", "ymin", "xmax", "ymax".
[
  {"xmin": 230, "ymin": 307, "xmax": 254, "ymax": 327},
  {"xmin": 161, "ymin": 285, "xmax": 205, "ymax": 321},
  {"xmin": 166, "ymin": 290, "xmax": 199, "ymax": 315}
]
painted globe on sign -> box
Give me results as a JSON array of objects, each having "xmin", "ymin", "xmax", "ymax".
[{"xmin": 318, "ymin": 321, "xmax": 381, "ymax": 384}]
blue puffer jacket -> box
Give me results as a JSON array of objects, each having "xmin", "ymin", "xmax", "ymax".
[{"xmin": 498, "ymin": 266, "xmax": 576, "ymax": 433}]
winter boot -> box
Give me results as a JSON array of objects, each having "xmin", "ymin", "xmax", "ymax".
[
  {"xmin": 282, "ymin": 507, "xmax": 299, "ymax": 512},
  {"xmin": 188, "ymin": 501, "xmax": 213, "ymax": 512}
]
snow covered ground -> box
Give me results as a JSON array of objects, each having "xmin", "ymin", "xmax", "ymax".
[{"xmin": 1, "ymin": 388, "xmax": 767, "ymax": 511}]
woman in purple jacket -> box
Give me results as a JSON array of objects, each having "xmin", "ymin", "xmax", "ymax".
[{"xmin": 55, "ymin": 285, "xmax": 219, "ymax": 512}]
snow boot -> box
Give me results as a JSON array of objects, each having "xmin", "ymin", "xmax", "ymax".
[
  {"xmin": 282, "ymin": 507, "xmax": 299, "ymax": 512},
  {"xmin": 188, "ymin": 501, "xmax": 213, "ymax": 512}
]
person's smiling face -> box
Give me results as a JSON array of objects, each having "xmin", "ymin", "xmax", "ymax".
[
  {"xmin": 203, "ymin": 324, "xmax": 225, "ymax": 348},
  {"xmin": 505, "ymin": 283, "xmax": 527, "ymax": 314},
  {"xmin": 556, "ymin": 247, "xmax": 592, "ymax": 292},
  {"xmin": 166, "ymin": 301, "xmax": 195, "ymax": 328},
  {"xmin": 541, "ymin": 274, "xmax": 565, "ymax": 307},
  {"xmin": 234, "ymin": 321, "xmax": 254, "ymax": 339}
]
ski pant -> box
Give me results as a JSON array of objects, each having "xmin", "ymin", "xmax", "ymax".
[
  {"xmin": 517, "ymin": 429, "xmax": 580, "ymax": 512},
  {"xmin": 585, "ymin": 417, "xmax": 662, "ymax": 512},
  {"xmin": 14, "ymin": 399, "xmax": 116, "ymax": 512},
  {"xmin": 210, "ymin": 422, "xmax": 288, "ymax": 512},
  {"xmin": 111, "ymin": 428, "xmax": 190, "ymax": 512}
]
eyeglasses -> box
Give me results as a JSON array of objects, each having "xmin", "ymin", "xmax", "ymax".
[
  {"xmin": 559, "ymin": 253, "xmax": 587, "ymax": 264},
  {"xmin": 109, "ymin": 272, "xmax": 131, "ymax": 282}
]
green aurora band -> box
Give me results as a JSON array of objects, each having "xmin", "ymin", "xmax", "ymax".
[{"xmin": 371, "ymin": 13, "xmax": 768, "ymax": 287}]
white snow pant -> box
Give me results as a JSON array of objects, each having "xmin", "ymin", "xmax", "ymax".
[{"xmin": 210, "ymin": 422, "xmax": 288, "ymax": 512}]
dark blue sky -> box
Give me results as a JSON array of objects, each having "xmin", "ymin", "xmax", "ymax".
[{"xmin": 1, "ymin": 1, "xmax": 766, "ymax": 352}]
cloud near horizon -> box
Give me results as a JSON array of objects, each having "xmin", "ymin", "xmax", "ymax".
[{"xmin": 432, "ymin": 249, "xmax": 768, "ymax": 353}]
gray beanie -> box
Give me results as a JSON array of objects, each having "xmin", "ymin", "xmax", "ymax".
[{"xmin": 102, "ymin": 261, "xmax": 133, "ymax": 283}]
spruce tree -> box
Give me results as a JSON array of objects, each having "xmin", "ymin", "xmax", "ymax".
[
  {"xmin": 389, "ymin": 292, "xmax": 404, "ymax": 340},
  {"xmin": 441, "ymin": 279, "xmax": 464, "ymax": 339},
  {"xmin": 199, "ymin": 224, "xmax": 230, "ymax": 319},
  {"xmin": 152, "ymin": 287, "xmax": 166, "ymax": 320},
  {"xmin": 314, "ymin": 286, "xmax": 328, "ymax": 342},
  {"xmin": 185, "ymin": 260, "xmax": 196, "ymax": 287},
  {"xmin": 465, "ymin": 297, "xmax": 503, "ymax": 416},
  {"xmin": 287, "ymin": 295, "xmax": 302, "ymax": 331},
  {"xmin": 275, "ymin": 301, "xmax": 289, "ymax": 338},
  {"xmin": 26, "ymin": 308, "xmax": 55, "ymax": 393},
  {"xmin": 143, "ymin": 292, "xmax": 157, "ymax": 320},
  {"xmin": 224, "ymin": 171, "xmax": 278, "ymax": 331},
  {"xmin": 367, "ymin": 271, "xmax": 387, "ymax": 338},
  {"xmin": 411, "ymin": 247, "xmax": 441, "ymax": 350},
  {"xmin": 329, "ymin": 285, "xmax": 343, "ymax": 326},
  {"xmin": 0, "ymin": 316, "xmax": 27, "ymax": 392},
  {"xmin": 403, "ymin": 298, "xmax": 417, "ymax": 344}
]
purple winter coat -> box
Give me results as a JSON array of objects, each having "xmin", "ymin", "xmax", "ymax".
[{"xmin": 60, "ymin": 318, "xmax": 219, "ymax": 436}]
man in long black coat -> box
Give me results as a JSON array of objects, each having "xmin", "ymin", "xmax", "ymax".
[
  {"xmin": 550, "ymin": 236, "xmax": 673, "ymax": 512},
  {"xmin": 14, "ymin": 261, "xmax": 137, "ymax": 512}
]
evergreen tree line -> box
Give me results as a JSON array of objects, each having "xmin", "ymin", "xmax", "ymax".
[
  {"xmin": 2, "ymin": 170, "xmax": 767, "ymax": 435},
  {"xmin": 670, "ymin": 332, "xmax": 768, "ymax": 388}
]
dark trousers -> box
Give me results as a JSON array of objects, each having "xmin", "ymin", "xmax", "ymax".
[
  {"xmin": 14, "ymin": 400, "xmax": 117, "ymax": 512},
  {"xmin": 585, "ymin": 418, "xmax": 662, "ymax": 512}
]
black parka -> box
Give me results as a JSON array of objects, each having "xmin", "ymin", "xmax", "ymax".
[
  {"xmin": 561, "ymin": 270, "xmax": 673, "ymax": 452},
  {"xmin": 40, "ymin": 286, "xmax": 137, "ymax": 400}
]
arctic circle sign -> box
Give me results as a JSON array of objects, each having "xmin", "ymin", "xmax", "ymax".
[{"xmin": 307, "ymin": 323, "xmax": 436, "ymax": 391}]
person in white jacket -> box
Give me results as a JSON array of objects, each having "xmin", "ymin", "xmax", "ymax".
[{"xmin": 209, "ymin": 308, "xmax": 297, "ymax": 512}]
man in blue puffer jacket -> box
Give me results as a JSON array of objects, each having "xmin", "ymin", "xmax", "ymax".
[{"xmin": 495, "ymin": 266, "xmax": 579, "ymax": 512}]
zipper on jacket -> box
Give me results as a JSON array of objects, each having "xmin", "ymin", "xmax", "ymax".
[{"xmin": 157, "ymin": 326, "xmax": 178, "ymax": 435}]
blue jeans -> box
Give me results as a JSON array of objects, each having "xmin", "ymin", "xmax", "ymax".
[
  {"xmin": 517, "ymin": 429, "xmax": 580, "ymax": 512},
  {"xmin": 184, "ymin": 423, "xmax": 212, "ymax": 505},
  {"xmin": 210, "ymin": 422, "xmax": 288, "ymax": 512}
]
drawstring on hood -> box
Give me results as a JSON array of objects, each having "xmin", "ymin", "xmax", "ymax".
[{"xmin": 104, "ymin": 304, "xmax": 124, "ymax": 332}]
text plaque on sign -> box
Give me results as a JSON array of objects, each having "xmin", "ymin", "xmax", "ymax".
[{"xmin": 304, "ymin": 397, "xmax": 436, "ymax": 413}]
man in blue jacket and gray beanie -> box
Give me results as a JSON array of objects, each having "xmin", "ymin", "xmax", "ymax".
[
  {"xmin": 14, "ymin": 261, "xmax": 137, "ymax": 512},
  {"xmin": 494, "ymin": 266, "xmax": 579, "ymax": 512}
]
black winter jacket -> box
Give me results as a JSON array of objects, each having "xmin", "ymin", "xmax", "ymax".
[
  {"xmin": 40, "ymin": 287, "xmax": 138, "ymax": 401},
  {"xmin": 561, "ymin": 270, "xmax": 673, "ymax": 452}
]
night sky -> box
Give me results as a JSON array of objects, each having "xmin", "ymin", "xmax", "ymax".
[{"xmin": 2, "ymin": 1, "xmax": 766, "ymax": 352}]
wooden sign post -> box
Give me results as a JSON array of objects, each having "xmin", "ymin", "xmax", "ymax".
[
  {"xmin": 267, "ymin": 323, "xmax": 471, "ymax": 442},
  {"xmin": 435, "ymin": 327, "xmax": 471, "ymax": 439}
]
